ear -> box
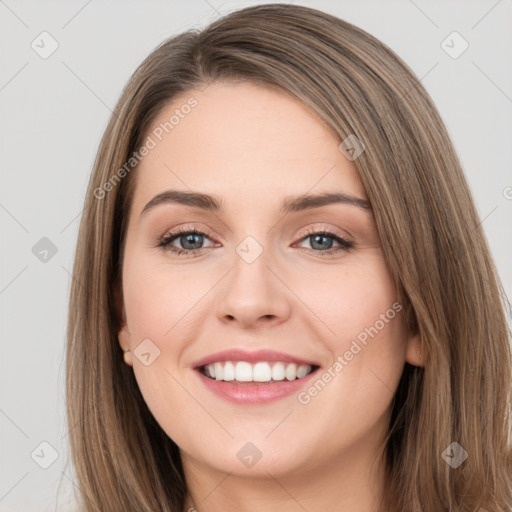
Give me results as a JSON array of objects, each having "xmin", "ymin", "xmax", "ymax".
[
  {"xmin": 405, "ymin": 332, "xmax": 423, "ymax": 367},
  {"xmin": 114, "ymin": 282, "xmax": 133, "ymax": 367}
]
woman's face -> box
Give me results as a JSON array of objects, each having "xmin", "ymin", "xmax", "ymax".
[{"xmin": 118, "ymin": 81, "xmax": 420, "ymax": 479}]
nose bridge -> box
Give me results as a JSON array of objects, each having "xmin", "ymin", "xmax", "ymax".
[
  {"xmin": 230, "ymin": 232, "xmax": 276, "ymax": 300},
  {"xmin": 215, "ymin": 232, "xmax": 290, "ymax": 327}
]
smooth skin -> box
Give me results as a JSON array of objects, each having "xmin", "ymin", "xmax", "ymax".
[{"xmin": 117, "ymin": 81, "xmax": 422, "ymax": 512}]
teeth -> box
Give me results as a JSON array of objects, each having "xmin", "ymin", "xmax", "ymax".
[
  {"xmin": 214, "ymin": 362, "xmax": 223, "ymax": 381},
  {"xmin": 253, "ymin": 362, "xmax": 272, "ymax": 382},
  {"xmin": 296, "ymin": 364, "xmax": 309, "ymax": 378},
  {"xmin": 235, "ymin": 361, "xmax": 253, "ymax": 382},
  {"xmin": 203, "ymin": 361, "xmax": 313, "ymax": 382},
  {"xmin": 223, "ymin": 361, "xmax": 235, "ymax": 381},
  {"xmin": 271, "ymin": 362, "xmax": 285, "ymax": 381},
  {"xmin": 285, "ymin": 363, "xmax": 297, "ymax": 381}
]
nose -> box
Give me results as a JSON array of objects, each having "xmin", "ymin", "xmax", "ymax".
[{"xmin": 215, "ymin": 241, "xmax": 291, "ymax": 329}]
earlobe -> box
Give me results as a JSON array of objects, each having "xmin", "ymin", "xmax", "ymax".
[
  {"xmin": 405, "ymin": 332, "xmax": 423, "ymax": 367},
  {"xmin": 113, "ymin": 282, "xmax": 133, "ymax": 367},
  {"xmin": 118, "ymin": 325, "xmax": 133, "ymax": 367}
]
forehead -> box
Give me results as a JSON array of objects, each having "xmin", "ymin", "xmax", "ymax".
[{"xmin": 131, "ymin": 81, "xmax": 366, "ymax": 213}]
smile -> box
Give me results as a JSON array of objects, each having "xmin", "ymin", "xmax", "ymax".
[
  {"xmin": 192, "ymin": 349, "xmax": 321, "ymax": 404},
  {"xmin": 200, "ymin": 361, "xmax": 315, "ymax": 383}
]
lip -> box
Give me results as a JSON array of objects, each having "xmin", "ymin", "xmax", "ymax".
[
  {"xmin": 195, "ymin": 367, "xmax": 320, "ymax": 404},
  {"xmin": 191, "ymin": 349, "xmax": 321, "ymax": 405},
  {"xmin": 192, "ymin": 349, "xmax": 319, "ymax": 369}
]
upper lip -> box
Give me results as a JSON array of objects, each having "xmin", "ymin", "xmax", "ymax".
[{"xmin": 192, "ymin": 349, "xmax": 319, "ymax": 369}]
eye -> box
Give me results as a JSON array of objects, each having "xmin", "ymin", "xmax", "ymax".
[
  {"xmin": 157, "ymin": 227, "xmax": 215, "ymax": 256},
  {"xmin": 295, "ymin": 227, "xmax": 354, "ymax": 255},
  {"xmin": 155, "ymin": 226, "xmax": 354, "ymax": 257}
]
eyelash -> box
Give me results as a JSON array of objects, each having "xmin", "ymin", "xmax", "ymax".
[{"xmin": 156, "ymin": 226, "xmax": 354, "ymax": 257}]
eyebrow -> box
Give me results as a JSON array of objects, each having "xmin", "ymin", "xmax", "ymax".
[{"xmin": 140, "ymin": 189, "xmax": 372, "ymax": 217}]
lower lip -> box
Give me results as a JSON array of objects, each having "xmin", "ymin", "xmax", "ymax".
[{"xmin": 195, "ymin": 369, "xmax": 319, "ymax": 404}]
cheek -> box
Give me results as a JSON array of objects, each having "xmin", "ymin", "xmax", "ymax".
[
  {"xmin": 122, "ymin": 257, "xmax": 211, "ymax": 439},
  {"xmin": 304, "ymin": 255, "xmax": 401, "ymax": 345},
  {"xmin": 296, "ymin": 258, "xmax": 407, "ymax": 411},
  {"xmin": 122, "ymin": 255, "xmax": 212, "ymax": 348}
]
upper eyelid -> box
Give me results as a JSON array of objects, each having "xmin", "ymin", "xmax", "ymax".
[
  {"xmin": 159, "ymin": 225, "xmax": 352, "ymax": 247},
  {"xmin": 160, "ymin": 224, "xmax": 349, "ymax": 238}
]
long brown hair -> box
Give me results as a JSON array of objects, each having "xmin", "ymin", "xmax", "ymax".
[{"xmin": 65, "ymin": 4, "xmax": 512, "ymax": 511}]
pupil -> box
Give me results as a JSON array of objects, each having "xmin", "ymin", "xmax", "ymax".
[
  {"xmin": 311, "ymin": 235, "xmax": 332, "ymax": 250},
  {"xmin": 182, "ymin": 234, "xmax": 203, "ymax": 250}
]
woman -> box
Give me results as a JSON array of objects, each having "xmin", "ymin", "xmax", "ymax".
[{"xmin": 65, "ymin": 4, "xmax": 512, "ymax": 511}]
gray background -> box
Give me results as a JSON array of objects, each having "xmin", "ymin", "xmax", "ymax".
[{"xmin": 1, "ymin": 0, "xmax": 511, "ymax": 510}]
